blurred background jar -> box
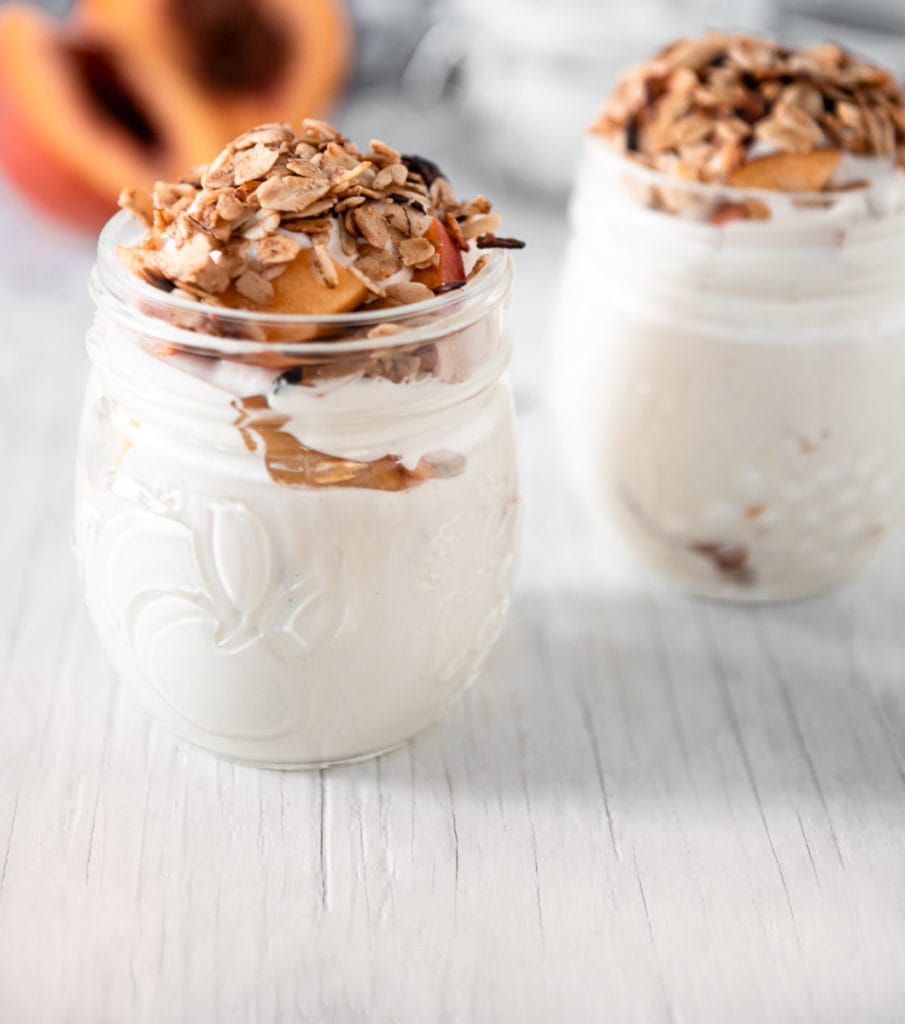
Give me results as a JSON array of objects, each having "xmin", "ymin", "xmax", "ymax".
[{"xmin": 552, "ymin": 141, "xmax": 905, "ymax": 601}]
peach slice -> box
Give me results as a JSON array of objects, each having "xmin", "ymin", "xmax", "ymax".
[
  {"xmin": 412, "ymin": 218, "xmax": 467, "ymax": 292},
  {"xmin": 221, "ymin": 249, "xmax": 368, "ymax": 318},
  {"xmin": 216, "ymin": 248, "xmax": 368, "ymax": 354},
  {"xmin": 728, "ymin": 149, "xmax": 842, "ymax": 192}
]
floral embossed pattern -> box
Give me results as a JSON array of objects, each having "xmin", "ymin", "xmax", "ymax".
[{"xmin": 83, "ymin": 480, "xmax": 345, "ymax": 740}]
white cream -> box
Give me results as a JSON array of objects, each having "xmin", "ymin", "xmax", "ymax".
[
  {"xmin": 553, "ymin": 139, "xmax": 905, "ymax": 599},
  {"xmin": 76, "ymin": 246, "xmax": 519, "ymax": 765}
]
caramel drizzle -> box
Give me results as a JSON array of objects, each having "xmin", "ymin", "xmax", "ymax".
[{"xmin": 232, "ymin": 396, "xmax": 443, "ymax": 492}]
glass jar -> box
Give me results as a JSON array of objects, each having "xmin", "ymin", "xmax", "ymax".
[
  {"xmin": 553, "ymin": 138, "xmax": 905, "ymax": 600},
  {"xmin": 76, "ymin": 212, "xmax": 519, "ymax": 767}
]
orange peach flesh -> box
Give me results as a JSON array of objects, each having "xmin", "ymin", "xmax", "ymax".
[
  {"xmin": 0, "ymin": 0, "xmax": 351, "ymax": 231},
  {"xmin": 79, "ymin": 0, "xmax": 353, "ymax": 142},
  {"xmin": 729, "ymin": 149, "xmax": 842, "ymax": 192},
  {"xmin": 0, "ymin": 57, "xmax": 113, "ymax": 229},
  {"xmin": 215, "ymin": 250, "xmax": 369, "ymax": 348},
  {"xmin": 413, "ymin": 218, "xmax": 466, "ymax": 291}
]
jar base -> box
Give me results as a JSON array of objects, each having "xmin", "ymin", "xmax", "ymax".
[
  {"xmin": 118, "ymin": 662, "xmax": 488, "ymax": 770},
  {"xmin": 140, "ymin": 709, "xmax": 433, "ymax": 770},
  {"xmin": 167, "ymin": 729, "xmax": 415, "ymax": 770}
]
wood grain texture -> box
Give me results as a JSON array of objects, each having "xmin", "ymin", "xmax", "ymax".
[{"xmin": 2, "ymin": 95, "xmax": 905, "ymax": 1023}]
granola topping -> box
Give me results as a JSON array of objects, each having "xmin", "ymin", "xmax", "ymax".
[
  {"xmin": 117, "ymin": 119, "xmax": 524, "ymax": 310},
  {"xmin": 593, "ymin": 33, "xmax": 905, "ymax": 192}
]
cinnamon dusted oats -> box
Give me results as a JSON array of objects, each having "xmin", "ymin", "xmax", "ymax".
[
  {"xmin": 117, "ymin": 119, "xmax": 524, "ymax": 311},
  {"xmin": 593, "ymin": 33, "xmax": 905, "ymax": 192}
]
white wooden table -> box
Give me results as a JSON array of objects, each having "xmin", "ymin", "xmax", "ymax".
[{"xmin": 2, "ymin": 95, "xmax": 905, "ymax": 1023}]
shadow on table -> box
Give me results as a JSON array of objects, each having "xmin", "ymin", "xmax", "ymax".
[{"xmin": 397, "ymin": 581, "xmax": 905, "ymax": 809}]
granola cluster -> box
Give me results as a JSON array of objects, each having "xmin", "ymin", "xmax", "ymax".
[
  {"xmin": 118, "ymin": 119, "xmax": 522, "ymax": 309},
  {"xmin": 593, "ymin": 33, "xmax": 905, "ymax": 191}
]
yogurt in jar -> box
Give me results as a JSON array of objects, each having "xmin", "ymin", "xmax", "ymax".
[
  {"xmin": 76, "ymin": 119, "xmax": 523, "ymax": 765},
  {"xmin": 554, "ymin": 33, "xmax": 905, "ymax": 599}
]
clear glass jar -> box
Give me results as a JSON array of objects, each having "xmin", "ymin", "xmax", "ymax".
[
  {"xmin": 76, "ymin": 212, "xmax": 519, "ymax": 767},
  {"xmin": 554, "ymin": 138, "xmax": 905, "ymax": 600}
]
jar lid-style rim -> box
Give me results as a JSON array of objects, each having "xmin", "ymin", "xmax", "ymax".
[
  {"xmin": 589, "ymin": 134, "xmax": 905, "ymax": 207},
  {"xmin": 94, "ymin": 211, "xmax": 513, "ymax": 358}
]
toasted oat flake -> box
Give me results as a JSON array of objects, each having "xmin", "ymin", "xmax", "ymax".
[
  {"xmin": 398, "ymin": 236, "xmax": 436, "ymax": 267},
  {"xmin": 352, "ymin": 205, "xmax": 389, "ymax": 249},
  {"xmin": 460, "ymin": 213, "xmax": 503, "ymax": 240},
  {"xmin": 241, "ymin": 209, "xmax": 281, "ymax": 240},
  {"xmin": 256, "ymin": 234, "xmax": 302, "ymax": 265},
  {"xmin": 348, "ymin": 264, "xmax": 386, "ymax": 297},
  {"xmin": 233, "ymin": 123, "xmax": 294, "ymax": 150},
  {"xmin": 593, "ymin": 31, "xmax": 905, "ymax": 187},
  {"xmin": 312, "ymin": 244, "xmax": 339, "ymax": 288},
  {"xmin": 385, "ymin": 281, "xmax": 434, "ymax": 304},
  {"xmin": 232, "ymin": 143, "xmax": 281, "ymax": 186},
  {"xmin": 257, "ymin": 177, "xmax": 332, "ymax": 213},
  {"xmin": 117, "ymin": 118, "xmax": 523, "ymax": 311},
  {"xmin": 235, "ymin": 268, "xmax": 275, "ymax": 304},
  {"xmin": 373, "ymin": 163, "xmax": 409, "ymax": 190},
  {"xmin": 467, "ymin": 255, "xmax": 490, "ymax": 281},
  {"xmin": 117, "ymin": 186, "xmax": 153, "ymax": 227},
  {"xmin": 367, "ymin": 322, "xmax": 406, "ymax": 338}
]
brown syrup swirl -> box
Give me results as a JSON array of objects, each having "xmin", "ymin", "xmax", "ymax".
[{"xmin": 232, "ymin": 396, "xmax": 464, "ymax": 491}]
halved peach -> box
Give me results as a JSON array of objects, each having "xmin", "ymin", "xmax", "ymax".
[
  {"xmin": 79, "ymin": 0, "xmax": 353, "ymax": 141},
  {"xmin": 0, "ymin": 0, "xmax": 352, "ymax": 230},
  {"xmin": 0, "ymin": 54, "xmax": 111, "ymax": 231},
  {"xmin": 0, "ymin": 4, "xmax": 223, "ymax": 227}
]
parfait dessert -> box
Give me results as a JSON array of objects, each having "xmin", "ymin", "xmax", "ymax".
[
  {"xmin": 554, "ymin": 34, "xmax": 905, "ymax": 600},
  {"xmin": 76, "ymin": 119, "xmax": 524, "ymax": 766}
]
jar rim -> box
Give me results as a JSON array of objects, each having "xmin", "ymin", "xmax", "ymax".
[
  {"xmin": 588, "ymin": 133, "xmax": 905, "ymax": 207},
  {"xmin": 93, "ymin": 210, "xmax": 513, "ymax": 358}
]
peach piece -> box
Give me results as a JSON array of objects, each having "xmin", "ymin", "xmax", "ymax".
[
  {"xmin": 217, "ymin": 249, "xmax": 368, "ymax": 350},
  {"xmin": 412, "ymin": 218, "xmax": 466, "ymax": 292},
  {"xmin": 271, "ymin": 251, "xmax": 368, "ymax": 317},
  {"xmin": 729, "ymin": 149, "xmax": 842, "ymax": 192}
]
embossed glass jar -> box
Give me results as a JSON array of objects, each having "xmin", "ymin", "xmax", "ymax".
[
  {"xmin": 554, "ymin": 139, "xmax": 905, "ymax": 601},
  {"xmin": 76, "ymin": 212, "xmax": 519, "ymax": 767}
]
